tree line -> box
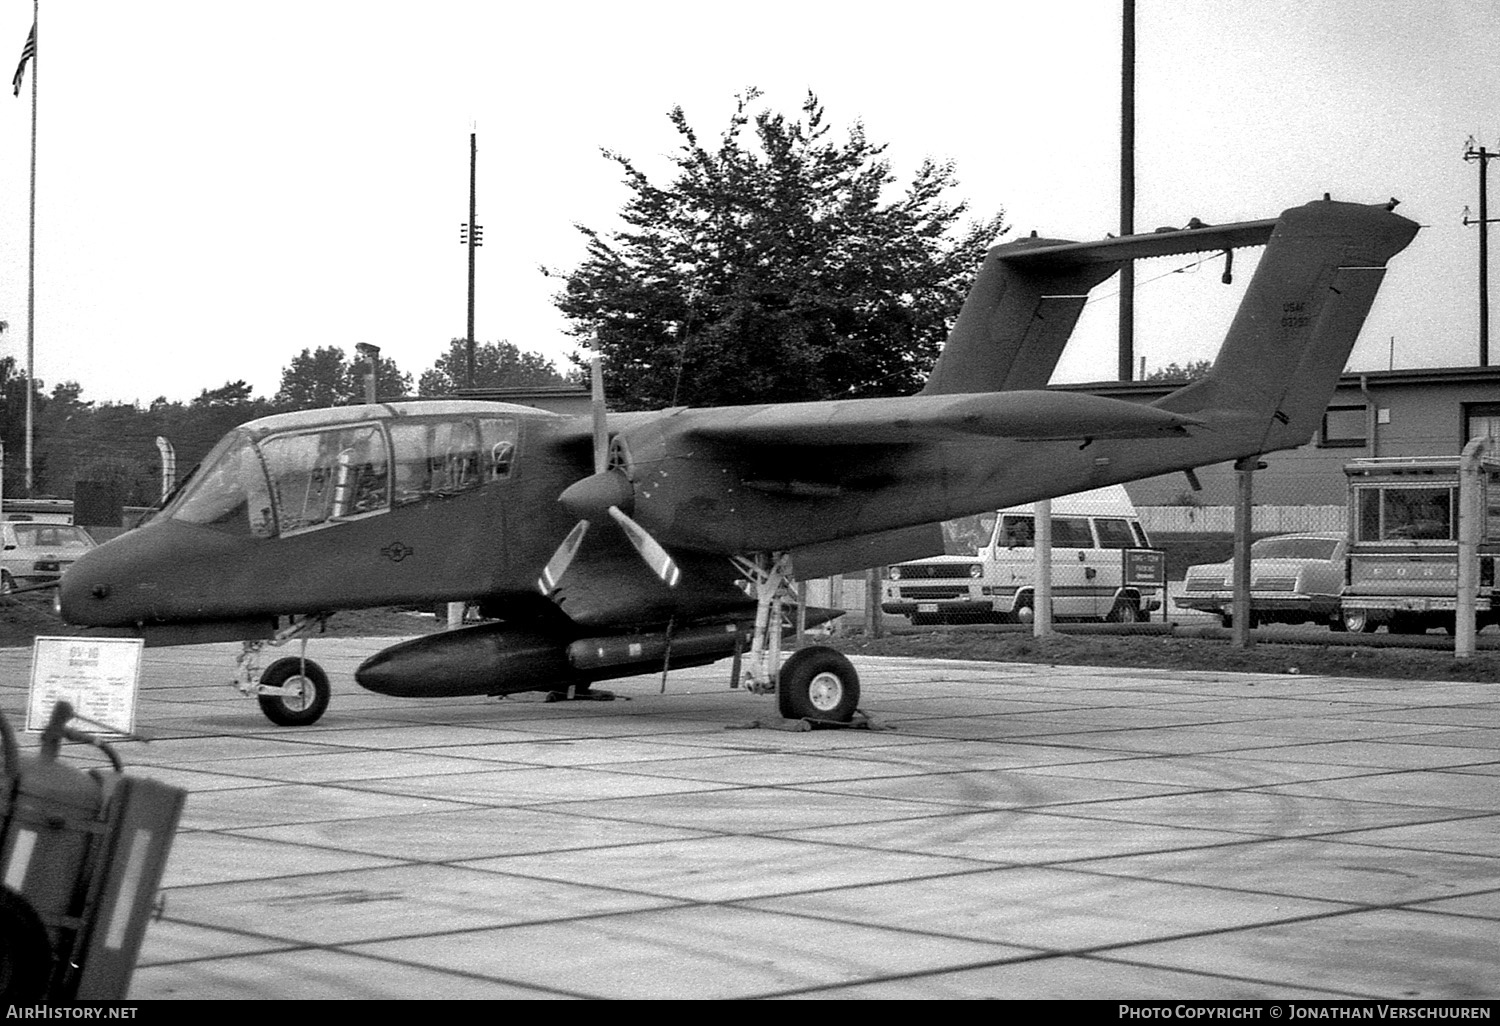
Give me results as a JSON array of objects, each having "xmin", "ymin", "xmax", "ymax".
[{"xmin": 0, "ymin": 339, "xmax": 575, "ymax": 505}]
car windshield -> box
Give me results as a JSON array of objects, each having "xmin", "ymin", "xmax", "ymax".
[
  {"xmin": 941, "ymin": 514, "xmax": 996, "ymax": 556},
  {"xmin": 10, "ymin": 525, "xmax": 93, "ymax": 549},
  {"xmin": 1250, "ymin": 537, "xmax": 1339, "ymax": 560}
]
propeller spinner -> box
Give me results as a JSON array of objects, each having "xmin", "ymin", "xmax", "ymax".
[{"xmin": 537, "ymin": 359, "xmax": 681, "ymax": 595}]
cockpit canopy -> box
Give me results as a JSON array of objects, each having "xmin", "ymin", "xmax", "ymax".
[{"xmin": 167, "ymin": 413, "xmax": 518, "ymax": 538}]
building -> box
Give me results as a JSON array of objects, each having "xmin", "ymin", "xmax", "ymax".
[{"xmin": 1062, "ymin": 365, "xmax": 1500, "ymax": 510}]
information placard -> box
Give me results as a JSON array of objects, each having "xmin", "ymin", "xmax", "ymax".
[{"xmin": 28, "ymin": 636, "xmax": 144, "ymax": 735}]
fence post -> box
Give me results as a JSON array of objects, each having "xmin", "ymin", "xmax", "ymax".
[
  {"xmin": 1231, "ymin": 456, "xmax": 1261, "ymax": 648},
  {"xmin": 865, "ymin": 568, "xmax": 883, "ymax": 638},
  {"xmin": 1034, "ymin": 498, "xmax": 1053, "ymax": 636},
  {"xmin": 1456, "ymin": 437, "xmax": 1494, "ymax": 659}
]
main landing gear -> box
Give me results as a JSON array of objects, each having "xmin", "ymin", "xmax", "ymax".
[{"xmin": 733, "ymin": 552, "xmax": 862, "ymax": 723}]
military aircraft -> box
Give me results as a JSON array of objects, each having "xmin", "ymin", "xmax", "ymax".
[{"xmin": 56, "ymin": 195, "xmax": 1417, "ymax": 727}]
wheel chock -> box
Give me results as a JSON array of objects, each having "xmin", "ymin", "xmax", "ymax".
[
  {"xmin": 545, "ymin": 685, "xmax": 619, "ymax": 703},
  {"xmin": 726, "ymin": 709, "xmax": 890, "ymax": 732}
]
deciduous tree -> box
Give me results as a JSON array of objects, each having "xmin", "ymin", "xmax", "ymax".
[
  {"xmin": 552, "ymin": 89, "xmax": 1006, "ymax": 409},
  {"xmin": 417, "ymin": 339, "xmax": 574, "ymax": 396},
  {"xmin": 274, "ymin": 347, "xmax": 411, "ymax": 409}
]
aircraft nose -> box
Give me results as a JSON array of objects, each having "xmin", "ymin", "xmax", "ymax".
[
  {"xmin": 59, "ymin": 519, "xmax": 223, "ymax": 627},
  {"xmin": 59, "ymin": 532, "xmax": 140, "ymax": 626}
]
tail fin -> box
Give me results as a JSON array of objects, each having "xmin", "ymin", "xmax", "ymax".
[
  {"xmin": 1155, "ymin": 198, "xmax": 1419, "ymax": 455},
  {"xmin": 923, "ymin": 217, "xmax": 1279, "ymax": 395},
  {"xmin": 921, "ymin": 236, "xmax": 1118, "ymax": 394}
]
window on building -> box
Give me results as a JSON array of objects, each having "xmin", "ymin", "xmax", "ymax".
[
  {"xmin": 1464, "ymin": 402, "xmax": 1500, "ymax": 444},
  {"xmin": 1320, "ymin": 405, "xmax": 1367, "ymax": 447}
]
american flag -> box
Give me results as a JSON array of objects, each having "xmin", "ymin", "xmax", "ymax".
[{"xmin": 12, "ymin": 21, "xmax": 34, "ymax": 98}]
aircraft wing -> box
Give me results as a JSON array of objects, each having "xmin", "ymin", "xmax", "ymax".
[{"xmin": 679, "ymin": 389, "xmax": 1203, "ymax": 446}]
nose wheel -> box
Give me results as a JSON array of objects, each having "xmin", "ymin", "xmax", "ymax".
[{"xmin": 255, "ymin": 656, "xmax": 331, "ymax": 726}]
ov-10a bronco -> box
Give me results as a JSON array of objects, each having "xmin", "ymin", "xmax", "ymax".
[{"xmin": 58, "ymin": 197, "xmax": 1417, "ymax": 726}]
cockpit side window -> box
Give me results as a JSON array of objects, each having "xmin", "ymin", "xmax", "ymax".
[
  {"xmin": 389, "ymin": 416, "xmax": 517, "ymax": 505},
  {"xmin": 478, "ymin": 417, "xmax": 518, "ymax": 480},
  {"xmin": 259, "ymin": 424, "xmax": 389, "ymax": 534},
  {"xmin": 169, "ymin": 431, "xmax": 277, "ymax": 537}
]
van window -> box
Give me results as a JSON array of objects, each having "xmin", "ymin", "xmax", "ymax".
[
  {"xmin": 1000, "ymin": 515, "xmax": 1093, "ymax": 548},
  {"xmin": 1052, "ymin": 517, "xmax": 1093, "ymax": 547},
  {"xmin": 999, "ymin": 515, "xmax": 1034, "ymax": 548},
  {"xmin": 1095, "ymin": 518, "xmax": 1137, "ymax": 549}
]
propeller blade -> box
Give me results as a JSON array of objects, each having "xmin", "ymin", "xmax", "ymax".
[
  {"xmin": 536, "ymin": 520, "xmax": 590, "ymax": 595},
  {"xmin": 590, "ymin": 356, "xmax": 607, "ymax": 475},
  {"xmin": 541, "ymin": 356, "xmax": 680, "ymax": 593},
  {"xmin": 608, "ymin": 506, "xmax": 682, "ymax": 588}
]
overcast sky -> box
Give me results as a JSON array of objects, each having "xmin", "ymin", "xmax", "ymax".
[{"xmin": 0, "ymin": 0, "xmax": 1496, "ymax": 406}]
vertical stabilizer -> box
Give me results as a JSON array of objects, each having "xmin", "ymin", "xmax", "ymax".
[
  {"xmin": 921, "ymin": 238, "xmax": 1122, "ymax": 395},
  {"xmin": 1154, "ymin": 198, "xmax": 1419, "ymax": 456}
]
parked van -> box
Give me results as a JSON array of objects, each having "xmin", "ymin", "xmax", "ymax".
[{"xmin": 882, "ymin": 486, "xmax": 1165, "ymax": 625}]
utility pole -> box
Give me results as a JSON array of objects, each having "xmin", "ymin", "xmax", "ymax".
[
  {"xmin": 459, "ymin": 131, "xmax": 481, "ymax": 389},
  {"xmin": 24, "ymin": 1, "xmax": 37, "ymax": 493},
  {"xmin": 1118, "ymin": 0, "xmax": 1135, "ymax": 381},
  {"xmin": 1464, "ymin": 138, "xmax": 1498, "ymax": 366}
]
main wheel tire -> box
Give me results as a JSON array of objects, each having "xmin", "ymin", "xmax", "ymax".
[
  {"xmin": 777, "ymin": 646, "xmax": 860, "ymax": 723},
  {"xmin": 0, "ymin": 887, "xmax": 50, "ymax": 1001},
  {"xmin": 1107, "ymin": 600, "xmax": 1141, "ymax": 624},
  {"xmin": 256, "ymin": 656, "xmax": 331, "ymax": 727},
  {"xmin": 1341, "ymin": 609, "xmax": 1375, "ymax": 634},
  {"xmin": 0, "ymin": 571, "xmax": 13, "ymax": 596}
]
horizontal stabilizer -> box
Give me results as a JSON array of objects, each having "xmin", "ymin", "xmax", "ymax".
[{"xmin": 998, "ymin": 218, "xmax": 1277, "ymax": 269}]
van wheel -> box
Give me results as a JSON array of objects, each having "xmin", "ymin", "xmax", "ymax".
[
  {"xmin": 1107, "ymin": 600, "xmax": 1141, "ymax": 624},
  {"xmin": 1341, "ymin": 609, "xmax": 1376, "ymax": 634}
]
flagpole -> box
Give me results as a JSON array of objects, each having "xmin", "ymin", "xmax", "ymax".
[{"xmin": 24, "ymin": 0, "xmax": 36, "ymax": 495}]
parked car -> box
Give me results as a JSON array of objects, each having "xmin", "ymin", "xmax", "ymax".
[
  {"xmin": 1174, "ymin": 531, "xmax": 1347, "ymax": 629},
  {"xmin": 0, "ymin": 522, "xmax": 97, "ymax": 593}
]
